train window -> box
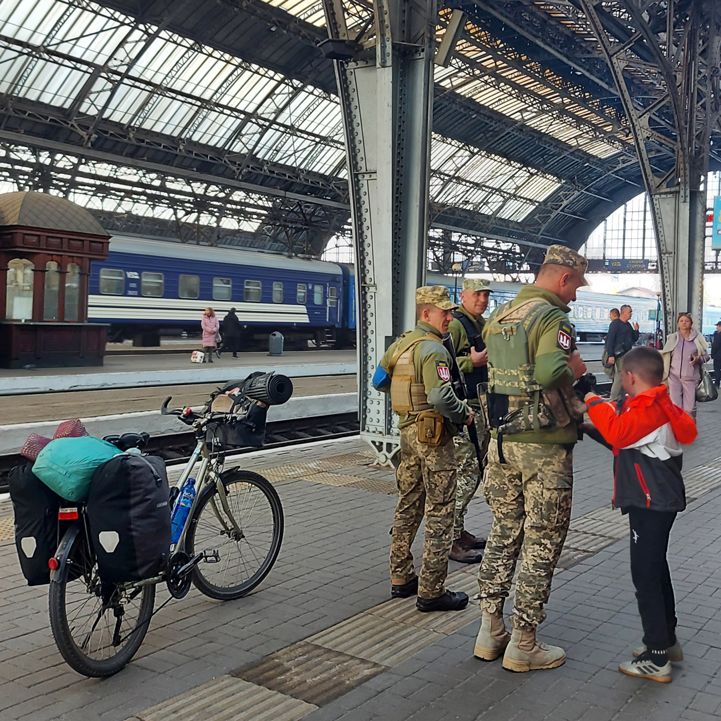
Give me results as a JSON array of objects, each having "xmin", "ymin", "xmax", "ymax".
[
  {"xmin": 141, "ymin": 272, "xmax": 164, "ymax": 297},
  {"xmin": 178, "ymin": 274, "xmax": 199, "ymax": 299},
  {"xmin": 99, "ymin": 268, "xmax": 125, "ymax": 295},
  {"xmin": 313, "ymin": 284, "xmax": 323, "ymax": 305},
  {"xmin": 244, "ymin": 279, "xmax": 262, "ymax": 302},
  {"xmin": 272, "ymin": 281, "xmax": 283, "ymax": 303},
  {"xmin": 328, "ymin": 286, "xmax": 337, "ymax": 307},
  {"xmin": 296, "ymin": 284, "xmax": 307, "ymax": 304},
  {"xmin": 213, "ymin": 277, "xmax": 231, "ymax": 301},
  {"xmin": 43, "ymin": 261, "xmax": 60, "ymax": 321},
  {"xmin": 65, "ymin": 263, "xmax": 80, "ymax": 322}
]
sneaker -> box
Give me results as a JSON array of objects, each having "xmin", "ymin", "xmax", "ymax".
[
  {"xmin": 391, "ymin": 576, "xmax": 418, "ymax": 599},
  {"xmin": 633, "ymin": 641, "xmax": 683, "ymax": 664},
  {"xmin": 416, "ymin": 590, "xmax": 469, "ymax": 612},
  {"xmin": 619, "ymin": 651, "xmax": 672, "ymax": 683}
]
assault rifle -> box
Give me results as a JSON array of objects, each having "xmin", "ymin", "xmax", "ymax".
[{"xmin": 441, "ymin": 333, "xmax": 483, "ymax": 471}]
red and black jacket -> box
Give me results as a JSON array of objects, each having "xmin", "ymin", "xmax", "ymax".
[{"xmin": 585, "ymin": 385, "xmax": 697, "ymax": 513}]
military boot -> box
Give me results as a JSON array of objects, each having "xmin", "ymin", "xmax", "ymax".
[
  {"xmin": 449, "ymin": 540, "xmax": 483, "ymax": 564},
  {"xmin": 460, "ymin": 530, "xmax": 486, "ymax": 550},
  {"xmin": 502, "ymin": 628, "xmax": 566, "ymax": 673},
  {"xmin": 473, "ymin": 612, "xmax": 510, "ymax": 661}
]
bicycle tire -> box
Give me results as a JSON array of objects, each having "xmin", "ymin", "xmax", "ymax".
[
  {"xmin": 48, "ymin": 529, "xmax": 156, "ymax": 678},
  {"xmin": 187, "ymin": 469, "xmax": 284, "ymax": 600}
]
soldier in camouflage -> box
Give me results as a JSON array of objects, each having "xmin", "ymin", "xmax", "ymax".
[
  {"xmin": 472, "ymin": 245, "xmax": 589, "ymax": 672},
  {"xmin": 379, "ymin": 286, "xmax": 474, "ymax": 613},
  {"xmin": 447, "ymin": 278, "xmax": 493, "ymax": 564}
]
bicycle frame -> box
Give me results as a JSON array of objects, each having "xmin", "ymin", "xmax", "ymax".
[{"xmin": 171, "ymin": 431, "xmax": 244, "ymax": 552}]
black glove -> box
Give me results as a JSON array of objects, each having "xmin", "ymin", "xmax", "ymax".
[{"xmin": 573, "ymin": 372, "xmax": 597, "ymax": 401}]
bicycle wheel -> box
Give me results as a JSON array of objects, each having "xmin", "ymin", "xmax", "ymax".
[
  {"xmin": 48, "ymin": 529, "xmax": 156, "ymax": 677},
  {"xmin": 187, "ymin": 469, "xmax": 284, "ymax": 600}
]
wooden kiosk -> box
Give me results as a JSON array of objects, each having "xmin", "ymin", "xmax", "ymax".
[{"xmin": 0, "ymin": 192, "xmax": 110, "ymax": 368}]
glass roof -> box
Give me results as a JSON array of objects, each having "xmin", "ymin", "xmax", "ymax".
[
  {"xmin": 0, "ymin": 0, "xmax": 347, "ymax": 176},
  {"xmin": 0, "ymin": 0, "xmax": 580, "ymax": 233}
]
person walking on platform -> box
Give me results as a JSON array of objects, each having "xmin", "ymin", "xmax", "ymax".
[
  {"xmin": 221, "ymin": 307, "xmax": 242, "ymax": 358},
  {"xmin": 711, "ymin": 321, "xmax": 721, "ymax": 387},
  {"xmin": 376, "ymin": 286, "xmax": 474, "ymax": 613},
  {"xmin": 661, "ymin": 313, "xmax": 709, "ymax": 418},
  {"xmin": 447, "ymin": 278, "xmax": 493, "ymax": 564},
  {"xmin": 473, "ymin": 245, "xmax": 588, "ymax": 672},
  {"xmin": 201, "ymin": 307, "xmax": 219, "ymax": 363},
  {"xmin": 606, "ymin": 304, "xmax": 640, "ymax": 400}
]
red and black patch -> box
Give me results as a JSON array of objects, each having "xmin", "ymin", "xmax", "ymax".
[
  {"xmin": 557, "ymin": 328, "xmax": 572, "ymax": 350},
  {"xmin": 436, "ymin": 360, "xmax": 451, "ymax": 382}
]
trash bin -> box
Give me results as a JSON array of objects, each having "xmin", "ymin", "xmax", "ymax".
[{"xmin": 268, "ymin": 331, "xmax": 284, "ymax": 356}]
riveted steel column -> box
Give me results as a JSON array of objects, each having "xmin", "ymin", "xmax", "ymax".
[
  {"xmin": 579, "ymin": 0, "xmax": 721, "ymax": 333},
  {"xmin": 322, "ymin": 1, "xmax": 437, "ymax": 464}
]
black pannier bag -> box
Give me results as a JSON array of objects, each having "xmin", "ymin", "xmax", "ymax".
[
  {"xmin": 87, "ymin": 453, "xmax": 171, "ymax": 583},
  {"xmin": 8, "ymin": 463, "xmax": 62, "ymax": 585}
]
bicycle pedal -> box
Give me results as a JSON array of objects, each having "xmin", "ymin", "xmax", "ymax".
[{"xmin": 203, "ymin": 550, "xmax": 221, "ymax": 564}]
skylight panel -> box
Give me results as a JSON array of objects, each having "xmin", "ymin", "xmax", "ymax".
[{"xmin": 263, "ymin": 0, "xmax": 328, "ymax": 27}]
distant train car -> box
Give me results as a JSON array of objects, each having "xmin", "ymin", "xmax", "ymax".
[
  {"xmin": 429, "ymin": 274, "xmax": 659, "ymax": 342},
  {"xmin": 89, "ymin": 235, "xmax": 345, "ymax": 348}
]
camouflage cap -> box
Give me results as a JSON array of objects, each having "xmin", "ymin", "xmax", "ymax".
[
  {"xmin": 542, "ymin": 244, "xmax": 589, "ymax": 285},
  {"xmin": 462, "ymin": 278, "xmax": 493, "ymax": 293},
  {"xmin": 415, "ymin": 285, "xmax": 458, "ymax": 310}
]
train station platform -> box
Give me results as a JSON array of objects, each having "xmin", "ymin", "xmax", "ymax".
[{"xmin": 2, "ymin": 401, "xmax": 721, "ymax": 721}]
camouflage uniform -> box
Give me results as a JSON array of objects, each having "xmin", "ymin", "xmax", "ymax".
[
  {"xmin": 380, "ymin": 286, "xmax": 471, "ymax": 600},
  {"xmin": 448, "ymin": 279, "xmax": 493, "ymax": 541},
  {"xmin": 477, "ymin": 246, "xmax": 588, "ymax": 630}
]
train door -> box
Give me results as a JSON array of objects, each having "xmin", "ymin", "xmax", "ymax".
[{"xmin": 326, "ymin": 283, "xmax": 338, "ymax": 324}]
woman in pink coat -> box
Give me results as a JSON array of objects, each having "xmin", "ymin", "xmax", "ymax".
[{"xmin": 201, "ymin": 307, "xmax": 220, "ymax": 363}]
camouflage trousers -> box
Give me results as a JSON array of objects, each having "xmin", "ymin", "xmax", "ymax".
[
  {"xmin": 477, "ymin": 438, "xmax": 573, "ymax": 629},
  {"xmin": 452, "ymin": 413, "xmax": 490, "ymax": 540},
  {"xmin": 390, "ymin": 425, "xmax": 457, "ymax": 600}
]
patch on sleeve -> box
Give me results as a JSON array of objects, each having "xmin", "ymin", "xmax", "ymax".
[
  {"xmin": 436, "ymin": 360, "xmax": 451, "ymax": 382},
  {"xmin": 557, "ymin": 322, "xmax": 573, "ymax": 351}
]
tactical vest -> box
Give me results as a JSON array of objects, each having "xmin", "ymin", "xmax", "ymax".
[
  {"xmin": 452, "ymin": 309, "xmax": 487, "ymax": 399},
  {"xmin": 388, "ymin": 333, "xmax": 439, "ymax": 414},
  {"xmin": 485, "ymin": 298, "xmax": 549, "ymax": 397},
  {"xmin": 484, "ymin": 298, "xmax": 552, "ymax": 432}
]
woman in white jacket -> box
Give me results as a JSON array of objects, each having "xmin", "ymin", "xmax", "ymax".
[{"xmin": 661, "ymin": 312, "xmax": 709, "ymax": 417}]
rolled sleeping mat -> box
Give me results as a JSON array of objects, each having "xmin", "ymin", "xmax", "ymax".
[{"xmin": 241, "ymin": 372, "xmax": 293, "ymax": 406}]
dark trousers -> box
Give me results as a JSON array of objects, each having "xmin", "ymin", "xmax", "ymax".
[
  {"xmin": 714, "ymin": 358, "xmax": 721, "ymax": 387},
  {"xmin": 627, "ymin": 508, "xmax": 678, "ymax": 651}
]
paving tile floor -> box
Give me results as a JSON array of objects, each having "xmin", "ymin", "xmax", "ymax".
[{"xmin": 1, "ymin": 400, "xmax": 721, "ymax": 721}]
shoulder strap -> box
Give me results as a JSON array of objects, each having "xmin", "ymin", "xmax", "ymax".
[
  {"xmin": 452, "ymin": 310, "xmax": 480, "ymax": 347},
  {"xmin": 493, "ymin": 297, "xmax": 550, "ymax": 324},
  {"xmin": 387, "ymin": 333, "xmax": 440, "ymax": 373}
]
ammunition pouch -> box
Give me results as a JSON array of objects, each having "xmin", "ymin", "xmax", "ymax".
[
  {"xmin": 543, "ymin": 386, "xmax": 586, "ymax": 428},
  {"xmin": 416, "ymin": 410, "xmax": 446, "ymax": 446}
]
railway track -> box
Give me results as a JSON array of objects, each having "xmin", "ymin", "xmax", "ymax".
[
  {"xmin": 1, "ymin": 377, "xmax": 612, "ymax": 494},
  {"xmin": 0, "ymin": 412, "xmax": 360, "ymax": 494}
]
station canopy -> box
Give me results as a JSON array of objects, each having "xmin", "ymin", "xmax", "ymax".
[{"xmin": 0, "ymin": 0, "xmax": 717, "ymax": 271}]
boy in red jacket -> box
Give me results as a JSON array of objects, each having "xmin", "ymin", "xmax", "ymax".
[{"xmin": 583, "ymin": 346, "xmax": 697, "ymax": 683}]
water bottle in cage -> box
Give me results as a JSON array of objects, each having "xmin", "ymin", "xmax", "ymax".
[{"xmin": 170, "ymin": 478, "xmax": 196, "ymax": 544}]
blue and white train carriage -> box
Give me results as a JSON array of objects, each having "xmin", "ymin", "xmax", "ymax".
[{"xmin": 89, "ymin": 236, "xmax": 348, "ymax": 348}]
